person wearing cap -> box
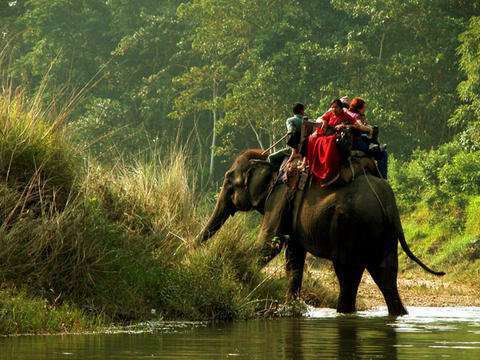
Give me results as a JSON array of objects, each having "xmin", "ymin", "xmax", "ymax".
[{"xmin": 263, "ymin": 103, "xmax": 309, "ymax": 261}]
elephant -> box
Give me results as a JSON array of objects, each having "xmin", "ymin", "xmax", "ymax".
[{"xmin": 198, "ymin": 149, "xmax": 445, "ymax": 316}]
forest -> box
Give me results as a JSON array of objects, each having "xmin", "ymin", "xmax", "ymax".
[
  {"xmin": 0, "ymin": 0, "xmax": 480, "ymax": 334},
  {"xmin": 2, "ymin": 1, "xmax": 479, "ymax": 173}
]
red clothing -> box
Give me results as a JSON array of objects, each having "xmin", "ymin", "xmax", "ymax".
[
  {"xmin": 307, "ymin": 132, "xmax": 341, "ymax": 184},
  {"xmin": 307, "ymin": 111, "xmax": 356, "ymax": 183},
  {"xmin": 307, "ymin": 111, "xmax": 354, "ymax": 184},
  {"xmin": 321, "ymin": 110, "xmax": 355, "ymax": 127}
]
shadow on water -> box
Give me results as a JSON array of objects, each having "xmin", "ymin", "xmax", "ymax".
[
  {"xmin": 336, "ymin": 318, "xmax": 397, "ymax": 360},
  {"xmin": 281, "ymin": 316, "xmax": 397, "ymax": 360},
  {"xmin": 2, "ymin": 307, "xmax": 480, "ymax": 359}
]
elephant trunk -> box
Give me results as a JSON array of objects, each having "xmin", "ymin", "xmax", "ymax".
[{"xmin": 197, "ymin": 188, "xmax": 234, "ymax": 243}]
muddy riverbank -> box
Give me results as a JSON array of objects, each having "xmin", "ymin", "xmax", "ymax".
[{"xmin": 300, "ymin": 263, "xmax": 480, "ymax": 309}]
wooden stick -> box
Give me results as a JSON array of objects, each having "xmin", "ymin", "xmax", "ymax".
[{"xmin": 261, "ymin": 132, "xmax": 290, "ymax": 155}]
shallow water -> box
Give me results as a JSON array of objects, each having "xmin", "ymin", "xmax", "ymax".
[{"xmin": 2, "ymin": 307, "xmax": 480, "ymax": 359}]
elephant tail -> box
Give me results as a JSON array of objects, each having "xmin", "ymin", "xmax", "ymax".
[{"xmin": 398, "ymin": 231, "xmax": 446, "ymax": 276}]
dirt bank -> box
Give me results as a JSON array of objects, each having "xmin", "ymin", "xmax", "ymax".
[
  {"xmin": 358, "ymin": 272, "xmax": 480, "ymax": 309},
  {"xmin": 304, "ymin": 264, "xmax": 480, "ymax": 309}
]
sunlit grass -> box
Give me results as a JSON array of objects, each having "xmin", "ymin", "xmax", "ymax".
[
  {"xmin": 400, "ymin": 196, "xmax": 480, "ymax": 279},
  {"xmin": 0, "ymin": 288, "xmax": 104, "ymax": 335}
]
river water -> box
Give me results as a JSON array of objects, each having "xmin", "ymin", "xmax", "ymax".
[{"xmin": 2, "ymin": 307, "xmax": 480, "ymax": 359}]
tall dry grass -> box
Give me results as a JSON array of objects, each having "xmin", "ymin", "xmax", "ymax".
[{"xmin": 0, "ymin": 87, "xmax": 292, "ymax": 332}]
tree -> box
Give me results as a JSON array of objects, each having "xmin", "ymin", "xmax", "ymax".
[
  {"xmin": 170, "ymin": 63, "xmax": 232, "ymax": 177},
  {"xmin": 330, "ymin": 0, "xmax": 467, "ymax": 153},
  {"xmin": 12, "ymin": 0, "xmax": 113, "ymax": 101},
  {"xmin": 453, "ymin": 15, "xmax": 480, "ymax": 150},
  {"xmin": 4, "ymin": 0, "xmax": 479, "ymax": 177}
]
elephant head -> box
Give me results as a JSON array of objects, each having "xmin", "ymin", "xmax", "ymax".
[{"xmin": 198, "ymin": 150, "xmax": 274, "ymax": 243}]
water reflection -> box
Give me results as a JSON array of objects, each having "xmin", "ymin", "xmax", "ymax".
[
  {"xmin": 280, "ymin": 317, "xmax": 398, "ymax": 359},
  {"xmin": 334, "ymin": 318, "xmax": 396, "ymax": 360},
  {"xmin": 2, "ymin": 308, "xmax": 480, "ymax": 359},
  {"xmin": 283, "ymin": 318, "xmax": 303, "ymax": 360}
]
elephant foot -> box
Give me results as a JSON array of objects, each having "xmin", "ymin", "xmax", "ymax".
[
  {"xmin": 336, "ymin": 303, "xmax": 356, "ymax": 314},
  {"xmin": 387, "ymin": 305, "xmax": 408, "ymax": 317},
  {"xmin": 285, "ymin": 290, "xmax": 301, "ymax": 303},
  {"xmin": 384, "ymin": 293, "xmax": 408, "ymax": 317},
  {"xmin": 277, "ymin": 298, "xmax": 308, "ymax": 317}
]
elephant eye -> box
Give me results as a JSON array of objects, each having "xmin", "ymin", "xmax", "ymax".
[
  {"xmin": 233, "ymin": 175, "xmax": 243, "ymax": 188},
  {"xmin": 225, "ymin": 170, "xmax": 242, "ymax": 188}
]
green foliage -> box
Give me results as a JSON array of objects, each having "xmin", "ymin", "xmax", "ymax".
[
  {"xmin": 389, "ymin": 143, "xmax": 480, "ymax": 210},
  {"xmin": 454, "ymin": 15, "xmax": 480, "ymax": 150},
  {"xmin": 438, "ymin": 151, "xmax": 480, "ymax": 196},
  {"xmin": 9, "ymin": 0, "xmax": 113, "ymax": 106},
  {"xmin": 72, "ymin": 97, "xmax": 149, "ymax": 159},
  {"xmin": 392, "ymin": 144, "xmax": 480, "ymax": 274},
  {"xmin": 3, "ymin": 1, "xmax": 479, "ymax": 180},
  {"xmin": 400, "ymin": 194, "xmax": 480, "ymax": 272},
  {"xmin": 0, "ymin": 288, "xmax": 103, "ymax": 335},
  {"xmin": 466, "ymin": 196, "xmax": 480, "ymax": 238}
]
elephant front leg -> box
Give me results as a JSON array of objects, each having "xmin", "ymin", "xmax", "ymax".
[{"xmin": 285, "ymin": 239, "xmax": 306, "ymax": 300}]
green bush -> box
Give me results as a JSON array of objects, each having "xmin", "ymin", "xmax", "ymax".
[
  {"xmin": 393, "ymin": 142, "xmax": 480, "ymax": 272},
  {"xmin": 438, "ymin": 152, "xmax": 480, "ymax": 197},
  {"xmin": 466, "ymin": 196, "xmax": 480, "ymax": 238},
  {"xmin": 390, "ymin": 142, "xmax": 480, "ymax": 210}
]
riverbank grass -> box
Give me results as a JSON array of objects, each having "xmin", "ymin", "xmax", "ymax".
[
  {"xmin": 0, "ymin": 89, "xmax": 335, "ymax": 335},
  {"xmin": 0, "ymin": 288, "xmax": 104, "ymax": 335},
  {"xmin": 400, "ymin": 196, "xmax": 480, "ymax": 273}
]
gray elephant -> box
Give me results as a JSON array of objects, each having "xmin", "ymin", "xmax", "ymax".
[{"xmin": 199, "ymin": 149, "xmax": 444, "ymax": 316}]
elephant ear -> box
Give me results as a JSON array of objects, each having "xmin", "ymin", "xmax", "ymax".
[{"xmin": 246, "ymin": 160, "xmax": 274, "ymax": 208}]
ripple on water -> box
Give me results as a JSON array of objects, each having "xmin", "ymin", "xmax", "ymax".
[
  {"xmin": 308, "ymin": 306, "xmax": 480, "ymax": 336},
  {"xmin": 308, "ymin": 306, "xmax": 480, "ymax": 322}
]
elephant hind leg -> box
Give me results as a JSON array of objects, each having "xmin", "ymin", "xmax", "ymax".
[
  {"xmin": 367, "ymin": 264, "xmax": 407, "ymax": 317},
  {"xmin": 333, "ymin": 262, "xmax": 365, "ymax": 314}
]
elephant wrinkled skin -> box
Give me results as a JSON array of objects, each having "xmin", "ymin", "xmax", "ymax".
[{"xmin": 198, "ymin": 150, "xmax": 444, "ymax": 316}]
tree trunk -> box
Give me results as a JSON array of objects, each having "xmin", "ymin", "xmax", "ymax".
[
  {"xmin": 209, "ymin": 79, "xmax": 218, "ymax": 177},
  {"xmin": 248, "ymin": 119, "xmax": 264, "ymax": 149},
  {"xmin": 378, "ymin": 32, "xmax": 385, "ymax": 62},
  {"xmin": 193, "ymin": 111, "xmax": 203, "ymax": 163}
]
